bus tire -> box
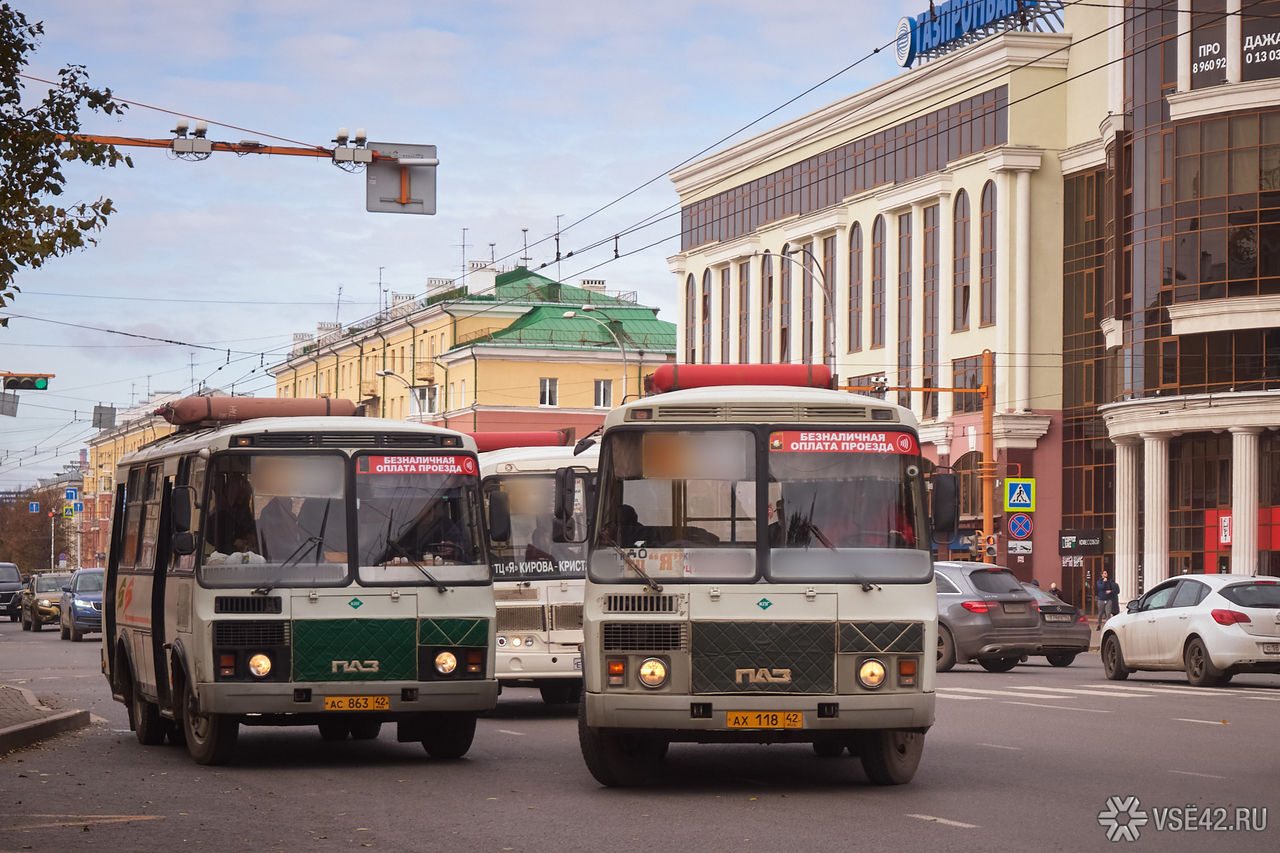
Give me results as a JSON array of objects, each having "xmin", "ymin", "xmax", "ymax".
[
  {"xmin": 132, "ymin": 681, "xmax": 167, "ymax": 746},
  {"xmin": 577, "ymin": 695, "xmax": 663, "ymax": 787},
  {"xmin": 349, "ymin": 720, "xmax": 382, "ymax": 740},
  {"xmin": 182, "ymin": 677, "xmax": 238, "ymax": 765},
  {"xmin": 318, "ymin": 721, "xmax": 350, "ymax": 741},
  {"xmin": 421, "ymin": 712, "xmax": 476, "ymax": 759},
  {"xmin": 539, "ymin": 682, "xmax": 579, "ymax": 705},
  {"xmin": 936, "ymin": 625, "xmax": 956, "ymax": 673},
  {"xmin": 853, "ymin": 729, "xmax": 924, "ymax": 786}
]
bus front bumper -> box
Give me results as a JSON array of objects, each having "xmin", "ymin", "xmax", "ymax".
[
  {"xmin": 497, "ymin": 649, "xmax": 583, "ymax": 682},
  {"xmin": 585, "ymin": 690, "xmax": 934, "ymax": 738},
  {"xmin": 197, "ymin": 679, "xmax": 499, "ymax": 717}
]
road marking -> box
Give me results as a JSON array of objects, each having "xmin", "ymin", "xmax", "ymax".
[
  {"xmin": 497, "ymin": 729, "xmax": 525, "ymax": 736},
  {"xmin": 935, "ymin": 693, "xmax": 987, "ymax": 700},
  {"xmin": 1005, "ymin": 685, "xmax": 1150, "ymax": 699},
  {"xmin": 1246, "ymin": 696, "xmax": 1280, "ymax": 701},
  {"xmin": 0, "ymin": 814, "xmax": 164, "ymax": 830},
  {"xmin": 1170, "ymin": 770, "xmax": 1228, "ymax": 780},
  {"xmin": 906, "ymin": 813, "xmax": 979, "ymax": 829},
  {"xmin": 1088, "ymin": 682, "xmax": 1278, "ymax": 697},
  {"xmin": 1002, "ymin": 701, "xmax": 1111, "ymax": 713},
  {"xmin": 1173, "ymin": 718, "xmax": 1229, "ymax": 726},
  {"xmin": 938, "ymin": 687, "xmax": 1068, "ymax": 700},
  {"xmin": 977, "ymin": 743, "xmax": 1022, "ymax": 751}
]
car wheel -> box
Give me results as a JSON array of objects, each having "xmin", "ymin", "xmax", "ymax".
[
  {"xmin": 578, "ymin": 694, "xmax": 664, "ymax": 786},
  {"xmin": 853, "ymin": 729, "xmax": 925, "ymax": 786},
  {"xmin": 936, "ymin": 625, "xmax": 956, "ymax": 673},
  {"xmin": 1102, "ymin": 634, "xmax": 1130, "ymax": 681},
  {"xmin": 420, "ymin": 712, "xmax": 478, "ymax": 759},
  {"xmin": 978, "ymin": 657, "xmax": 1018, "ymax": 673},
  {"xmin": 182, "ymin": 676, "xmax": 238, "ymax": 765},
  {"xmin": 1045, "ymin": 653, "xmax": 1077, "ymax": 668},
  {"xmin": 1184, "ymin": 637, "xmax": 1227, "ymax": 688}
]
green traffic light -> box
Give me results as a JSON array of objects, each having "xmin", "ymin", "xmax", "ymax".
[{"xmin": 33, "ymin": 377, "xmax": 47, "ymax": 390}]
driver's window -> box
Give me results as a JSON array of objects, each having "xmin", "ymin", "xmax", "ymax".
[{"xmin": 1140, "ymin": 584, "xmax": 1178, "ymax": 611}]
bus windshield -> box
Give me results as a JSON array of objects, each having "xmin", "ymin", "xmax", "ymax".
[
  {"xmin": 355, "ymin": 454, "xmax": 488, "ymax": 585},
  {"xmin": 201, "ymin": 453, "xmax": 348, "ymax": 587},
  {"xmin": 484, "ymin": 475, "xmax": 587, "ymax": 580}
]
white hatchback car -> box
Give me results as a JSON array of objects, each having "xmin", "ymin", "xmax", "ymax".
[{"xmin": 1101, "ymin": 575, "xmax": 1280, "ymax": 686}]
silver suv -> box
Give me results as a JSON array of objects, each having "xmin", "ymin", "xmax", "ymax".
[{"xmin": 935, "ymin": 561, "xmax": 1041, "ymax": 672}]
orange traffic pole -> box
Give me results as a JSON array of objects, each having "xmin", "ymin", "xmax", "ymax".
[{"xmin": 981, "ymin": 348, "xmax": 995, "ymax": 564}]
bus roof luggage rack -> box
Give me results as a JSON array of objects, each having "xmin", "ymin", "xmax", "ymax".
[
  {"xmin": 156, "ymin": 396, "xmax": 360, "ymax": 427},
  {"xmin": 644, "ymin": 364, "xmax": 833, "ymax": 394}
]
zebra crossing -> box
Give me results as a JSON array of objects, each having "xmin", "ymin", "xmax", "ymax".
[{"xmin": 936, "ymin": 680, "xmax": 1280, "ymax": 711}]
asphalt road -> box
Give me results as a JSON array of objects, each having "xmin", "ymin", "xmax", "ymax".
[{"xmin": 2, "ymin": 620, "xmax": 1277, "ymax": 853}]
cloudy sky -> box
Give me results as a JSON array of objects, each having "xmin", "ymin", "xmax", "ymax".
[{"xmin": 1, "ymin": 0, "xmax": 914, "ymax": 487}]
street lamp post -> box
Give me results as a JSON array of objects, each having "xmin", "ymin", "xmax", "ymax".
[
  {"xmin": 374, "ymin": 369, "xmax": 418, "ymax": 418},
  {"xmin": 779, "ymin": 245, "xmax": 836, "ymax": 375},
  {"xmin": 564, "ymin": 307, "xmax": 628, "ymax": 402}
]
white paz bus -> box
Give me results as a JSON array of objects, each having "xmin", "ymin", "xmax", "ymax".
[
  {"xmin": 103, "ymin": 396, "xmax": 503, "ymax": 765},
  {"xmin": 559, "ymin": 365, "xmax": 958, "ymax": 786},
  {"xmin": 478, "ymin": 437, "xmax": 598, "ymax": 704}
]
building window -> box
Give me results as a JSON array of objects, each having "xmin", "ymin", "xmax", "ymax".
[
  {"xmin": 761, "ymin": 252, "xmax": 773, "ymax": 362},
  {"xmin": 871, "ymin": 216, "xmax": 886, "ymax": 348},
  {"xmin": 685, "ymin": 274, "xmax": 696, "ymax": 363},
  {"xmin": 952, "ymin": 355, "xmax": 992, "ymax": 414},
  {"xmin": 848, "ymin": 222, "xmax": 863, "ymax": 352},
  {"xmin": 897, "ymin": 212, "xmax": 912, "ymax": 408},
  {"xmin": 922, "ymin": 204, "xmax": 939, "ymax": 419},
  {"xmin": 701, "ymin": 269, "xmax": 713, "ymax": 364},
  {"xmin": 720, "ymin": 267, "xmax": 731, "ymax": 364},
  {"xmin": 821, "ymin": 234, "xmax": 835, "ymax": 363},
  {"xmin": 779, "ymin": 244, "xmax": 792, "ymax": 362},
  {"xmin": 594, "ymin": 379, "xmax": 612, "ymax": 408},
  {"xmin": 980, "ymin": 180, "xmax": 997, "ymax": 326},
  {"xmin": 416, "ymin": 385, "xmax": 438, "ymax": 414},
  {"xmin": 801, "ymin": 242, "xmax": 815, "ymax": 363},
  {"xmin": 953, "ymin": 189, "xmax": 971, "ymax": 331},
  {"xmin": 738, "ymin": 261, "xmax": 751, "ymax": 363},
  {"xmin": 539, "ymin": 377, "xmax": 558, "ymax": 407},
  {"xmin": 953, "ymin": 451, "xmax": 985, "ymax": 520},
  {"xmin": 459, "ymin": 379, "xmax": 466, "ymax": 408},
  {"xmin": 447, "ymin": 383, "xmax": 455, "ymax": 410}
]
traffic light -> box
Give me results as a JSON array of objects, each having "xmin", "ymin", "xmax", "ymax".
[
  {"xmin": 2, "ymin": 373, "xmax": 53, "ymax": 390},
  {"xmin": 984, "ymin": 534, "xmax": 998, "ymax": 558}
]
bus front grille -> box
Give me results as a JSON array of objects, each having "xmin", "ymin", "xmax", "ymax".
[
  {"xmin": 691, "ymin": 621, "xmax": 834, "ymax": 694},
  {"xmin": 213, "ymin": 620, "xmax": 289, "ymax": 647},
  {"xmin": 604, "ymin": 593, "xmax": 679, "ymax": 614},
  {"xmin": 215, "ymin": 596, "xmax": 282, "ymax": 614},
  {"xmin": 550, "ymin": 603, "xmax": 583, "ymax": 631},
  {"xmin": 602, "ymin": 622, "xmax": 686, "ymax": 651},
  {"xmin": 496, "ymin": 605, "xmax": 546, "ymax": 632}
]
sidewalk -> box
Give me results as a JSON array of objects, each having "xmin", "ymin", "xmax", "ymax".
[{"xmin": 0, "ymin": 684, "xmax": 90, "ymax": 755}]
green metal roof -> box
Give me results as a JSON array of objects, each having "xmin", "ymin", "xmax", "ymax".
[{"xmin": 455, "ymin": 304, "xmax": 675, "ymax": 353}]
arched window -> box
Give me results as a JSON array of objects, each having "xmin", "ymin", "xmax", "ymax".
[
  {"xmin": 953, "ymin": 451, "xmax": 985, "ymax": 519},
  {"xmin": 980, "ymin": 180, "xmax": 996, "ymax": 326},
  {"xmin": 701, "ymin": 269, "xmax": 712, "ymax": 364},
  {"xmin": 953, "ymin": 189, "xmax": 971, "ymax": 331},
  {"xmin": 684, "ymin": 274, "xmax": 696, "ymax": 363},
  {"xmin": 738, "ymin": 261, "xmax": 750, "ymax": 363},
  {"xmin": 720, "ymin": 267, "xmax": 731, "ymax": 364},
  {"xmin": 761, "ymin": 252, "xmax": 773, "ymax": 362},
  {"xmin": 779, "ymin": 243, "xmax": 792, "ymax": 362},
  {"xmin": 871, "ymin": 217, "xmax": 886, "ymax": 348},
  {"xmin": 848, "ymin": 222, "xmax": 863, "ymax": 352}
]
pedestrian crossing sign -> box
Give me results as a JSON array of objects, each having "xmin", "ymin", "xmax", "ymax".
[{"xmin": 1003, "ymin": 478, "xmax": 1036, "ymax": 512}]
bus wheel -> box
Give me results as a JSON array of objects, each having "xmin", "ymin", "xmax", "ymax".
[
  {"xmin": 132, "ymin": 682, "xmax": 166, "ymax": 746},
  {"xmin": 854, "ymin": 729, "xmax": 924, "ymax": 786},
  {"xmin": 182, "ymin": 678, "xmax": 238, "ymax": 765},
  {"xmin": 421, "ymin": 713, "xmax": 477, "ymax": 759},
  {"xmin": 577, "ymin": 695, "xmax": 663, "ymax": 787},
  {"xmin": 539, "ymin": 682, "xmax": 579, "ymax": 705},
  {"xmin": 318, "ymin": 721, "xmax": 350, "ymax": 741},
  {"xmin": 349, "ymin": 720, "xmax": 382, "ymax": 740}
]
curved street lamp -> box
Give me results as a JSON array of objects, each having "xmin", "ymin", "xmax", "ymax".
[
  {"xmin": 752, "ymin": 247, "xmax": 836, "ymax": 373},
  {"xmin": 564, "ymin": 306, "xmax": 628, "ymax": 401},
  {"xmin": 375, "ymin": 369, "xmax": 418, "ymax": 418}
]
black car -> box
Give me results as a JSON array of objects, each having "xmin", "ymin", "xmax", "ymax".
[
  {"xmin": 0, "ymin": 562, "xmax": 22, "ymax": 622},
  {"xmin": 1021, "ymin": 582, "xmax": 1091, "ymax": 667}
]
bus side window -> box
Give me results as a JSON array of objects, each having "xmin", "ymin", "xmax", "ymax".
[
  {"xmin": 172, "ymin": 454, "xmax": 206, "ymax": 573},
  {"xmin": 119, "ymin": 467, "xmax": 145, "ymax": 570}
]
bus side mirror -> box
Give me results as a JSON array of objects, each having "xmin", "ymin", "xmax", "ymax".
[
  {"xmin": 554, "ymin": 467, "xmax": 575, "ymax": 522},
  {"xmin": 931, "ymin": 473, "xmax": 958, "ymax": 537},
  {"xmin": 488, "ymin": 492, "xmax": 511, "ymax": 543},
  {"xmin": 172, "ymin": 485, "xmax": 196, "ymax": 534},
  {"xmin": 172, "ymin": 532, "xmax": 196, "ymax": 557}
]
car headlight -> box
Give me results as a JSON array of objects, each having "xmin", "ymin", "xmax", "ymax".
[
  {"xmin": 637, "ymin": 657, "xmax": 668, "ymax": 688},
  {"xmin": 434, "ymin": 651, "xmax": 458, "ymax": 675},
  {"xmin": 247, "ymin": 654, "xmax": 272, "ymax": 677},
  {"xmin": 38, "ymin": 598, "xmax": 51, "ymax": 607},
  {"xmin": 74, "ymin": 598, "xmax": 92, "ymax": 609},
  {"xmin": 858, "ymin": 659, "xmax": 887, "ymax": 689}
]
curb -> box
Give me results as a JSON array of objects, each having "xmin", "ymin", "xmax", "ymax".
[{"xmin": 0, "ymin": 686, "xmax": 91, "ymax": 755}]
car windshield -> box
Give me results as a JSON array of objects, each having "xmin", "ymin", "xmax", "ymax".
[
  {"xmin": 200, "ymin": 453, "xmax": 348, "ymax": 587},
  {"xmin": 1219, "ymin": 581, "xmax": 1280, "ymax": 608},
  {"xmin": 36, "ymin": 576, "xmax": 66, "ymax": 592},
  {"xmin": 968, "ymin": 568, "xmax": 1025, "ymax": 594},
  {"xmin": 0, "ymin": 564, "xmax": 19, "ymax": 582},
  {"xmin": 484, "ymin": 474, "xmax": 587, "ymax": 580},
  {"xmin": 355, "ymin": 453, "xmax": 487, "ymax": 585},
  {"xmin": 1022, "ymin": 584, "xmax": 1060, "ymax": 604},
  {"xmin": 74, "ymin": 572, "xmax": 104, "ymax": 593}
]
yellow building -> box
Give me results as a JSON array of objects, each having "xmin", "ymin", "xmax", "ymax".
[{"xmin": 272, "ymin": 264, "xmax": 676, "ymax": 435}]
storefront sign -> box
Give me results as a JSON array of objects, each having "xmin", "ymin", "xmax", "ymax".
[
  {"xmin": 1059, "ymin": 529, "xmax": 1102, "ymax": 555},
  {"xmin": 1243, "ymin": 13, "xmax": 1280, "ymax": 82},
  {"xmin": 895, "ymin": 0, "xmax": 1041, "ymax": 68}
]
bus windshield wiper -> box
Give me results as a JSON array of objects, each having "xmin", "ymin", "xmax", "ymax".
[
  {"xmin": 613, "ymin": 542, "xmax": 662, "ymax": 593},
  {"xmin": 384, "ymin": 538, "xmax": 449, "ymax": 594},
  {"xmin": 278, "ymin": 535, "xmax": 324, "ymax": 569}
]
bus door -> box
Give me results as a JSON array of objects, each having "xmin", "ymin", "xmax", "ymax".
[
  {"xmin": 149, "ymin": 476, "xmax": 177, "ymax": 709},
  {"xmin": 103, "ymin": 482, "xmax": 126, "ymax": 686}
]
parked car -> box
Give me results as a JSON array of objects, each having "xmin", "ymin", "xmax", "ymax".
[
  {"xmin": 20, "ymin": 572, "xmax": 74, "ymax": 632},
  {"xmin": 1102, "ymin": 575, "xmax": 1280, "ymax": 686},
  {"xmin": 935, "ymin": 561, "xmax": 1042, "ymax": 672},
  {"xmin": 0, "ymin": 562, "xmax": 23, "ymax": 622},
  {"xmin": 59, "ymin": 568, "xmax": 104, "ymax": 642},
  {"xmin": 1021, "ymin": 582, "xmax": 1090, "ymax": 667}
]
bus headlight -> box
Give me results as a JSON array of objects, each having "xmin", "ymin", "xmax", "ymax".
[
  {"xmin": 637, "ymin": 658, "xmax": 668, "ymax": 688},
  {"xmin": 435, "ymin": 651, "xmax": 458, "ymax": 675},
  {"xmin": 523, "ymin": 636, "xmax": 535, "ymax": 648},
  {"xmin": 496, "ymin": 635, "xmax": 507, "ymax": 647},
  {"xmin": 858, "ymin": 659, "xmax": 886, "ymax": 689},
  {"xmin": 248, "ymin": 654, "xmax": 272, "ymax": 678},
  {"xmin": 510, "ymin": 637, "xmax": 522, "ymax": 647}
]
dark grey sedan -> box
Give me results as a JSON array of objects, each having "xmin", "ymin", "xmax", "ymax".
[
  {"xmin": 1021, "ymin": 582, "xmax": 1090, "ymax": 667},
  {"xmin": 935, "ymin": 561, "xmax": 1041, "ymax": 672}
]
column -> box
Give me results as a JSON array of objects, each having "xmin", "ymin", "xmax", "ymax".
[
  {"xmin": 1227, "ymin": 0, "xmax": 1243, "ymax": 84},
  {"xmin": 1177, "ymin": 0, "xmax": 1191, "ymax": 92},
  {"xmin": 1114, "ymin": 438, "xmax": 1140, "ymax": 604},
  {"xmin": 1014, "ymin": 168, "xmax": 1032, "ymax": 413},
  {"xmin": 884, "ymin": 215, "xmax": 900, "ymax": 380},
  {"xmin": 1230, "ymin": 426, "xmax": 1262, "ymax": 575},
  {"xmin": 1142, "ymin": 433, "xmax": 1170, "ymax": 588},
  {"xmin": 937, "ymin": 193, "xmax": 954, "ymax": 422}
]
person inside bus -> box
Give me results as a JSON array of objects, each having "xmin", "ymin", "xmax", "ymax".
[{"xmin": 256, "ymin": 496, "xmax": 306, "ymax": 561}]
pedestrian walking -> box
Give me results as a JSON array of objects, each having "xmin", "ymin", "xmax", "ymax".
[{"xmin": 1095, "ymin": 570, "xmax": 1119, "ymax": 628}]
